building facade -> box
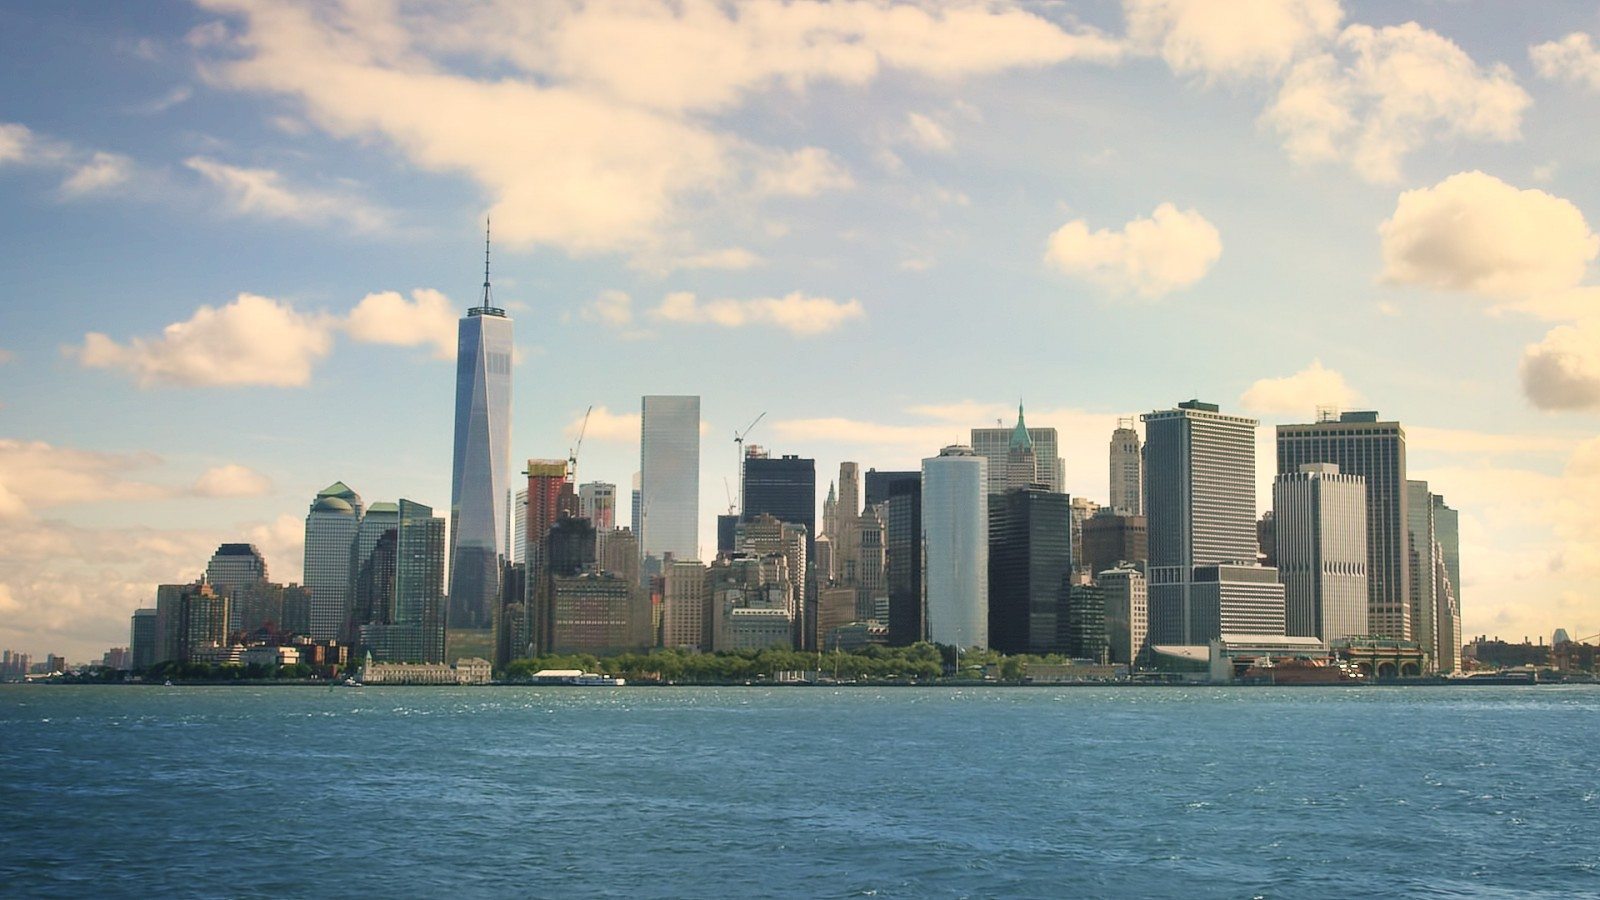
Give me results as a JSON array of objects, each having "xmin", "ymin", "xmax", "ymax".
[
  {"xmin": 1099, "ymin": 565, "xmax": 1148, "ymax": 666},
  {"xmin": 1109, "ymin": 418, "xmax": 1143, "ymax": 515},
  {"xmin": 304, "ymin": 481, "xmax": 362, "ymax": 641},
  {"xmin": 741, "ymin": 453, "xmax": 816, "ymax": 554},
  {"xmin": 922, "ymin": 445, "xmax": 988, "ymax": 649},
  {"xmin": 1273, "ymin": 463, "xmax": 1369, "ymax": 643},
  {"xmin": 640, "ymin": 396, "xmax": 701, "ymax": 562},
  {"xmin": 972, "ymin": 411, "xmax": 1064, "ymax": 494},
  {"xmin": 987, "ymin": 487, "xmax": 1071, "ymax": 655}
]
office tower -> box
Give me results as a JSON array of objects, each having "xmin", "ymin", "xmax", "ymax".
[
  {"xmin": 1189, "ymin": 563, "xmax": 1286, "ymax": 636},
  {"xmin": 856, "ymin": 506, "xmax": 887, "ymax": 621},
  {"xmin": 1109, "ymin": 418, "xmax": 1143, "ymax": 514},
  {"xmin": 1144, "ymin": 400, "xmax": 1274, "ymax": 645},
  {"xmin": 835, "ymin": 462, "xmax": 861, "ymax": 583},
  {"xmin": 579, "ymin": 482, "xmax": 617, "ymax": 532},
  {"xmin": 716, "ymin": 513, "xmax": 739, "ymax": 557},
  {"xmin": 1060, "ymin": 583, "xmax": 1107, "ymax": 660},
  {"xmin": 159, "ymin": 580, "xmax": 227, "ymax": 664},
  {"xmin": 130, "ymin": 608, "xmax": 158, "ymax": 671},
  {"xmin": 997, "ymin": 404, "xmax": 1039, "ymax": 491},
  {"xmin": 662, "ymin": 558, "xmax": 710, "ymax": 650},
  {"xmin": 640, "ymin": 396, "xmax": 701, "ymax": 561},
  {"xmin": 821, "ymin": 481, "xmax": 837, "ymax": 548},
  {"xmin": 525, "ymin": 459, "xmax": 572, "ymax": 572},
  {"xmin": 863, "ymin": 470, "xmax": 919, "ymax": 509},
  {"xmin": 734, "ymin": 513, "xmax": 808, "ymax": 641},
  {"xmin": 630, "ymin": 472, "xmax": 642, "ymax": 540},
  {"xmin": 206, "ymin": 543, "xmax": 268, "ymax": 596},
  {"xmin": 742, "ymin": 453, "xmax": 816, "ymax": 553},
  {"xmin": 233, "ymin": 582, "xmax": 286, "ymax": 636},
  {"xmin": 988, "ymin": 487, "xmax": 1072, "ymax": 655},
  {"xmin": 1277, "ymin": 410, "xmax": 1410, "ymax": 640},
  {"xmin": 390, "ymin": 499, "xmax": 447, "ymax": 662},
  {"xmin": 1432, "ymin": 495, "xmax": 1462, "ymax": 673},
  {"xmin": 355, "ymin": 501, "xmax": 399, "ymax": 581},
  {"xmin": 1081, "ymin": 510, "xmax": 1148, "ymax": 576},
  {"xmin": 972, "ymin": 408, "xmax": 1064, "ymax": 494},
  {"xmin": 1069, "ymin": 497, "xmax": 1101, "ymax": 576},
  {"xmin": 549, "ymin": 573, "xmax": 649, "ymax": 654},
  {"xmin": 922, "ymin": 445, "xmax": 988, "ymax": 649},
  {"xmin": 304, "ymin": 481, "xmax": 362, "ymax": 641},
  {"xmin": 353, "ymin": 528, "xmax": 398, "ymax": 630},
  {"xmin": 1405, "ymin": 480, "xmax": 1441, "ymax": 669},
  {"xmin": 281, "ymin": 585, "xmax": 311, "ymax": 636},
  {"xmin": 1273, "ymin": 464, "xmax": 1368, "ymax": 642},
  {"xmin": 1099, "ymin": 564, "xmax": 1148, "ymax": 666},
  {"xmin": 602, "ymin": 528, "xmax": 641, "ymax": 585},
  {"xmin": 816, "ymin": 585, "xmax": 858, "ymax": 649},
  {"xmin": 448, "ymin": 228, "xmax": 514, "ymax": 631},
  {"xmin": 884, "ymin": 476, "xmax": 923, "ymax": 645},
  {"xmin": 1257, "ymin": 511, "xmax": 1277, "ymax": 567},
  {"xmin": 509, "ymin": 489, "xmax": 528, "ymax": 565}
]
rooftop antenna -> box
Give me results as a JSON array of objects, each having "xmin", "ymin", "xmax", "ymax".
[{"xmin": 480, "ymin": 216, "xmax": 492, "ymax": 310}]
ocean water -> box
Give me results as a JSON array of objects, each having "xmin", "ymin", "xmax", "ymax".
[{"xmin": 2, "ymin": 685, "xmax": 1597, "ymax": 898}]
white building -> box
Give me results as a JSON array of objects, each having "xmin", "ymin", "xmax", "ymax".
[
  {"xmin": 1099, "ymin": 564, "xmax": 1148, "ymax": 666},
  {"xmin": 922, "ymin": 445, "xmax": 988, "ymax": 649},
  {"xmin": 640, "ymin": 396, "xmax": 701, "ymax": 561},
  {"xmin": 1273, "ymin": 463, "xmax": 1368, "ymax": 643},
  {"xmin": 722, "ymin": 607, "xmax": 794, "ymax": 652},
  {"xmin": 1109, "ymin": 419, "xmax": 1142, "ymax": 515}
]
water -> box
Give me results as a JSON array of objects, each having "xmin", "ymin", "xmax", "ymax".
[{"xmin": 2, "ymin": 685, "xmax": 1596, "ymax": 898}]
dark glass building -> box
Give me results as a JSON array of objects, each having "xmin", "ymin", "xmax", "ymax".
[
  {"xmin": 1060, "ymin": 583, "xmax": 1108, "ymax": 661},
  {"xmin": 885, "ymin": 477, "xmax": 922, "ymax": 646},
  {"xmin": 864, "ymin": 469, "xmax": 919, "ymax": 510},
  {"xmin": 742, "ymin": 454, "xmax": 816, "ymax": 553},
  {"xmin": 987, "ymin": 488, "xmax": 1071, "ymax": 655}
]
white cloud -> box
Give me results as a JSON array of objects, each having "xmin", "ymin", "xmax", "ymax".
[
  {"xmin": 191, "ymin": 464, "xmax": 272, "ymax": 498},
  {"xmin": 1124, "ymin": 0, "xmax": 1342, "ymax": 80},
  {"xmin": 69, "ymin": 293, "xmax": 335, "ymax": 388},
  {"xmin": 580, "ymin": 290, "xmax": 635, "ymax": 328},
  {"xmin": 651, "ymin": 290, "xmax": 864, "ymax": 335},
  {"xmin": 1379, "ymin": 171, "xmax": 1598, "ymax": 309},
  {"xmin": 0, "ymin": 122, "xmax": 140, "ymax": 197},
  {"xmin": 1043, "ymin": 202, "xmax": 1222, "ymax": 298},
  {"xmin": 1239, "ymin": 359, "xmax": 1361, "ymax": 415},
  {"xmin": 343, "ymin": 288, "xmax": 458, "ymax": 359},
  {"xmin": 903, "ymin": 111, "xmax": 953, "ymax": 152},
  {"xmin": 1531, "ymin": 32, "xmax": 1600, "ymax": 92},
  {"xmin": 0, "ymin": 440, "xmax": 167, "ymax": 515},
  {"xmin": 60, "ymin": 152, "xmax": 134, "ymax": 196},
  {"xmin": 193, "ymin": 0, "xmax": 1119, "ymax": 256},
  {"xmin": 1521, "ymin": 323, "xmax": 1600, "ymax": 411},
  {"xmin": 128, "ymin": 84, "xmax": 195, "ymax": 115},
  {"xmin": 655, "ymin": 247, "xmax": 763, "ymax": 273},
  {"xmin": 1264, "ymin": 23, "xmax": 1529, "ymax": 184},
  {"xmin": 0, "ymin": 122, "xmax": 56, "ymax": 166},
  {"xmin": 184, "ymin": 156, "xmax": 388, "ymax": 232},
  {"xmin": 565, "ymin": 405, "xmax": 640, "ymax": 443}
]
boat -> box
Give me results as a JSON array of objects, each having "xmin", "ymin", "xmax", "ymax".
[{"xmin": 528, "ymin": 668, "xmax": 626, "ymax": 686}]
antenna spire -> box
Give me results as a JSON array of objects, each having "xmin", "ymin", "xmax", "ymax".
[{"xmin": 480, "ymin": 215, "xmax": 492, "ymax": 309}]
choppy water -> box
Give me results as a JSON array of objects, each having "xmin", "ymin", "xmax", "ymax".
[{"xmin": 2, "ymin": 684, "xmax": 1597, "ymax": 898}]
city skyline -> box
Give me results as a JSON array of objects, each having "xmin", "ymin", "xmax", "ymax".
[{"xmin": 4, "ymin": 1, "xmax": 1600, "ymax": 660}]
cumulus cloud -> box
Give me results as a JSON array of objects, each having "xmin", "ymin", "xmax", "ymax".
[
  {"xmin": 1531, "ymin": 32, "xmax": 1600, "ymax": 92},
  {"xmin": 60, "ymin": 152, "xmax": 135, "ymax": 197},
  {"xmin": 565, "ymin": 405, "xmax": 640, "ymax": 443},
  {"xmin": 192, "ymin": 0, "xmax": 1119, "ymax": 256},
  {"xmin": 184, "ymin": 156, "xmax": 388, "ymax": 232},
  {"xmin": 580, "ymin": 290, "xmax": 635, "ymax": 328},
  {"xmin": 69, "ymin": 293, "xmax": 335, "ymax": 388},
  {"xmin": 343, "ymin": 288, "xmax": 458, "ymax": 359},
  {"xmin": 0, "ymin": 440, "xmax": 167, "ymax": 514},
  {"xmin": 1264, "ymin": 23, "xmax": 1529, "ymax": 184},
  {"xmin": 1043, "ymin": 202, "xmax": 1222, "ymax": 298},
  {"xmin": 0, "ymin": 122, "xmax": 139, "ymax": 197},
  {"xmin": 191, "ymin": 464, "xmax": 272, "ymax": 498},
  {"xmin": 903, "ymin": 112, "xmax": 953, "ymax": 152},
  {"xmin": 1239, "ymin": 359, "xmax": 1361, "ymax": 415},
  {"xmin": 650, "ymin": 290, "xmax": 864, "ymax": 335},
  {"xmin": 1521, "ymin": 323, "xmax": 1600, "ymax": 412},
  {"xmin": 1379, "ymin": 171, "xmax": 1598, "ymax": 309},
  {"xmin": 1125, "ymin": 0, "xmax": 1342, "ymax": 80}
]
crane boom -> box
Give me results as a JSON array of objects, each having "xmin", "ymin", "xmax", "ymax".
[
  {"xmin": 568, "ymin": 404, "xmax": 593, "ymax": 483},
  {"xmin": 732, "ymin": 411, "xmax": 767, "ymax": 516}
]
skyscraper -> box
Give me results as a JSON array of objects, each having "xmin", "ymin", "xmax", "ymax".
[
  {"xmin": 1277, "ymin": 410, "xmax": 1410, "ymax": 640},
  {"xmin": 1432, "ymin": 494, "xmax": 1462, "ymax": 673},
  {"xmin": 741, "ymin": 453, "xmax": 816, "ymax": 553},
  {"xmin": 863, "ymin": 469, "xmax": 919, "ymax": 509},
  {"xmin": 1405, "ymin": 479, "xmax": 1438, "ymax": 667},
  {"xmin": 1099, "ymin": 564, "xmax": 1148, "ymax": 666},
  {"xmin": 1144, "ymin": 400, "xmax": 1275, "ymax": 645},
  {"xmin": 448, "ymin": 224, "xmax": 513, "ymax": 631},
  {"xmin": 394, "ymin": 499, "xmax": 447, "ymax": 662},
  {"xmin": 304, "ymin": 481, "xmax": 362, "ymax": 641},
  {"xmin": 987, "ymin": 487, "xmax": 1071, "ymax": 655},
  {"xmin": 640, "ymin": 396, "xmax": 701, "ymax": 561},
  {"xmin": 1273, "ymin": 463, "xmax": 1368, "ymax": 642},
  {"xmin": 1109, "ymin": 418, "xmax": 1143, "ymax": 515},
  {"xmin": 972, "ymin": 409, "xmax": 1064, "ymax": 494},
  {"xmin": 835, "ymin": 462, "xmax": 861, "ymax": 583},
  {"xmin": 884, "ymin": 476, "xmax": 923, "ymax": 646},
  {"xmin": 922, "ymin": 445, "xmax": 988, "ymax": 649},
  {"xmin": 579, "ymin": 482, "xmax": 617, "ymax": 532},
  {"xmin": 206, "ymin": 543, "xmax": 268, "ymax": 596}
]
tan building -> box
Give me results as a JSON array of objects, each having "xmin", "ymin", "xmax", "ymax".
[
  {"xmin": 662, "ymin": 559, "xmax": 711, "ymax": 650},
  {"xmin": 550, "ymin": 573, "xmax": 651, "ymax": 654}
]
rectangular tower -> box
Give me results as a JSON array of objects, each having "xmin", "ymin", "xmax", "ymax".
[
  {"xmin": 987, "ymin": 487, "xmax": 1072, "ymax": 655},
  {"xmin": 640, "ymin": 396, "xmax": 701, "ymax": 562},
  {"xmin": 1109, "ymin": 418, "xmax": 1143, "ymax": 515},
  {"xmin": 741, "ymin": 454, "xmax": 816, "ymax": 554},
  {"xmin": 1273, "ymin": 463, "xmax": 1368, "ymax": 642}
]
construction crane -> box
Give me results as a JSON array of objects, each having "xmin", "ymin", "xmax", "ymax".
[
  {"xmin": 567, "ymin": 404, "xmax": 592, "ymax": 484},
  {"xmin": 732, "ymin": 411, "xmax": 766, "ymax": 516},
  {"xmin": 724, "ymin": 477, "xmax": 736, "ymax": 515}
]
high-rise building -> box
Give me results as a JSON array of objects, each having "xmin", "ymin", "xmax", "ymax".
[
  {"xmin": 1109, "ymin": 418, "xmax": 1142, "ymax": 515},
  {"xmin": 1277, "ymin": 410, "xmax": 1410, "ymax": 640},
  {"xmin": 353, "ymin": 528, "xmax": 397, "ymax": 630},
  {"xmin": 630, "ymin": 472, "xmax": 643, "ymax": 541},
  {"xmin": 1273, "ymin": 464, "xmax": 1368, "ymax": 642},
  {"xmin": 972, "ymin": 410, "xmax": 1064, "ymax": 494},
  {"xmin": 1069, "ymin": 497, "xmax": 1101, "ymax": 577},
  {"xmin": 988, "ymin": 487, "xmax": 1071, "ymax": 655},
  {"xmin": 640, "ymin": 396, "xmax": 701, "ymax": 561},
  {"xmin": 206, "ymin": 543, "xmax": 268, "ymax": 595},
  {"xmin": 1081, "ymin": 511, "xmax": 1148, "ymax": 576},
  {"xmin": 922, "ymin": 445, "xmax": 988, "ymax": 649},
  {"xmin": 1188, "ymin": 563, "xmax": 1287, "ymax": 638},
  {"xmin": 884, "ymin": 477, "xmax": 923, "ymax": 646},
  {"xmin": 741, "ymin": 453, "xmax": 815, "ymax": 553},
  {"xmin": 448, "ymin": 228, "xmax": 513, "ymax": 631},
  {"xmin": 365, "ymin": 498, "xmax": 446, "ymax": 663},
  {"xmin": 993, "ymin": 404, "xmax": 1039, "ymax": 492},
  {"xmin": 579, "ymin": 482, "xmax": 617, "ymax": 532},
  {"xmin": 549, "ymin": 574, "xmax": 650, "ymax": 654},
  {"xmin": 354, "ymin": 501, "xmax": 399, "ymax": 587},
  {"xmin": 835, "ymin": 462, "xmax": 861, "ymax": 583},
  {"xmin": 130, "ymin": 608, "xmax": 159, "ymax": 670},
  {"xmin": 1432, "ymin": 494, "xmax": 1462, "ymax": 673},
  {"xmin": 661, "ymin": 559, "xmax": 710, "ymax": 650},
  {"xmin": 856, "ymin": 506, "xmax": 887, "ymax": 622},
  {"xmin": 281, "ymin": 584, "xmax": 311, "ymax": 636},
  {"xmin": 304, "ymin": 481, "xmax": 362, "ymax": 641},
  {"xmin": 1060, "ymin": 583, "xmax": 1107, "ymax": 661},
  {"xmin": 508, "ymin": 489, "xmax": 528, "ymax": 565},
  {"xmin": 1099, "ymin": 564, "xmax": 1148, "ymax": 666},
  {"xmin": 1144, "ymin": 400, "xmax": 1274, "ymax": 645},
  {"xmin": 157, "ymin": 580, "xmax": 228, "ymax": 664},
  {"xmin": 863, "ymin": 470, "xmax": 919, "ymax": 509},
  {"xmin": 1405, "ymin": 479, "xmax": 1439, "ymax": 667}
]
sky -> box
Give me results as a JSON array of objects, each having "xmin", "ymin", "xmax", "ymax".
[{"xmin": 3, "ymin": 0, "xmax": 1600, "ymax": 661}]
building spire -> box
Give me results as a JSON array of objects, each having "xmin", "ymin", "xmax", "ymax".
[
  {"xmin": 1009, "ymin": 399, "xmax": 1034, "ymax": 452},
  {"xmin": 480, "ymin": 215, "xmax": 492, "ymax": 309}
]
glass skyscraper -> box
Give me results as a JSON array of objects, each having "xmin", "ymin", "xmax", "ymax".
[
  {"xmin": 922, "ymin": 445, "xmax": 988, "ymax": 649},
  {"xmin": 741, "ymin": 453, "xmax": 815, "ymax": 553},
  {"xmin": 304, "ymin": 481, "xmax": 362, "ymax": 640},
  {"xmin": 448, "ymin": 238, "xmax": 513, "ymax": 631},
  {"xmin": 640, "ymin": 395, "xmax": 700, "ymax": 561}
]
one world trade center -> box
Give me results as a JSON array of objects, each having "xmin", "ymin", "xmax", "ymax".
[{"xmin": 449, "ymin": 222, "xmax": 513, "ymax": 630}]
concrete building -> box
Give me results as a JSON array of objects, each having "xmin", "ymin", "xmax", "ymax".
[
  {"xmin": 1273, "ymin": 463, "xmax": 1369, "ymax": 642},
  {"xmin": 508, "ymin": 488, "xmax": 528, "ymax": 565},
  {"xmin": 1405, "ymin": 480, "xmax": 1440, "ymax": 669},
  {"xmin": 1143, "ymin": 401, "xmax": 1267, "ymax": 646},
  {"xmin": 1109, "ymin": 418, "xmax": 1143, "ymax": 515},
  {"xmin": 722, "ymin": 608, "xmax": 795, "ymax": 652},
  {"xmin": 205, "ymin": 543, "xmax": 268, "ymax": 625},
  {"xmin": 304, "ymin": 481, "xmax": 362, "ymax": 641},
  {"xmin": 1432, "ymin": 494, "xmax": 1462, "ymax": 673},
  {"xmin": 922, "ymin": 445, "xmax": 988, "ymax": 649},
  {"xmin": 579, "ymin": 482, "xmax": 617, "ymax": 533},
  {"xmin": 856, "ymin": 506, "xmax": 887, "ymax": 622},
  {"xmin": 1099, "ymin": 565, "xmax": 1148, "ymax": 666},
  {"xmin": 834, "ymin": 462, "xmax": 862, "ymax": 584},
  {"xmin": 972, "ymin": 410, "xmax": 1064, "ymax": 494},
  {"xmin": 1187, "ymin": 564, "xmax": 1287, "ymax": 641},
  {"xmin": 987, "ymin": 487, "xmax": 1071, "ymax": 655},
  {"xmin": 447, "ymin": 239, "xmax": 513, "ymax": 631},
  {"xmin": 549, "ymin": 573, "xmax": 650, "ymax": 654},
  {"xmin": 1277, "ymin": 410, "xmax": 1410, "ymax": 640},
  {"xmin": 661, "ymin": 559, "xmax": 710, "ymax": 651},
  {"xmin": 640, "ymin": 396, "xmax": 701, "ymax": 562},
  {"xmin": 1081, "ymin": 511, "xmax": 1147, "ymax": 576},
  {"xmin": 1069, "ymin": 497, "xmax": 1101, "ymax": 577},
  {"xmin": 130, "ymin": 608, "xmax": 159, "ymax": 670},
  {"xmin": 816, "ymin": 586, "xmax": 859, "ymax": 650}
]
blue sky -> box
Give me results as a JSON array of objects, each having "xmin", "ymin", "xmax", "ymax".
[{"xmin": 3, "ymin": 0, "xmax": 1600, "ymax": 660}]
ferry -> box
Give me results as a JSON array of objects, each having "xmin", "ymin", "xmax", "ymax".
[{"xmin": 528, "ymin": 668, "xmax": 626, "ymax": 686}]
